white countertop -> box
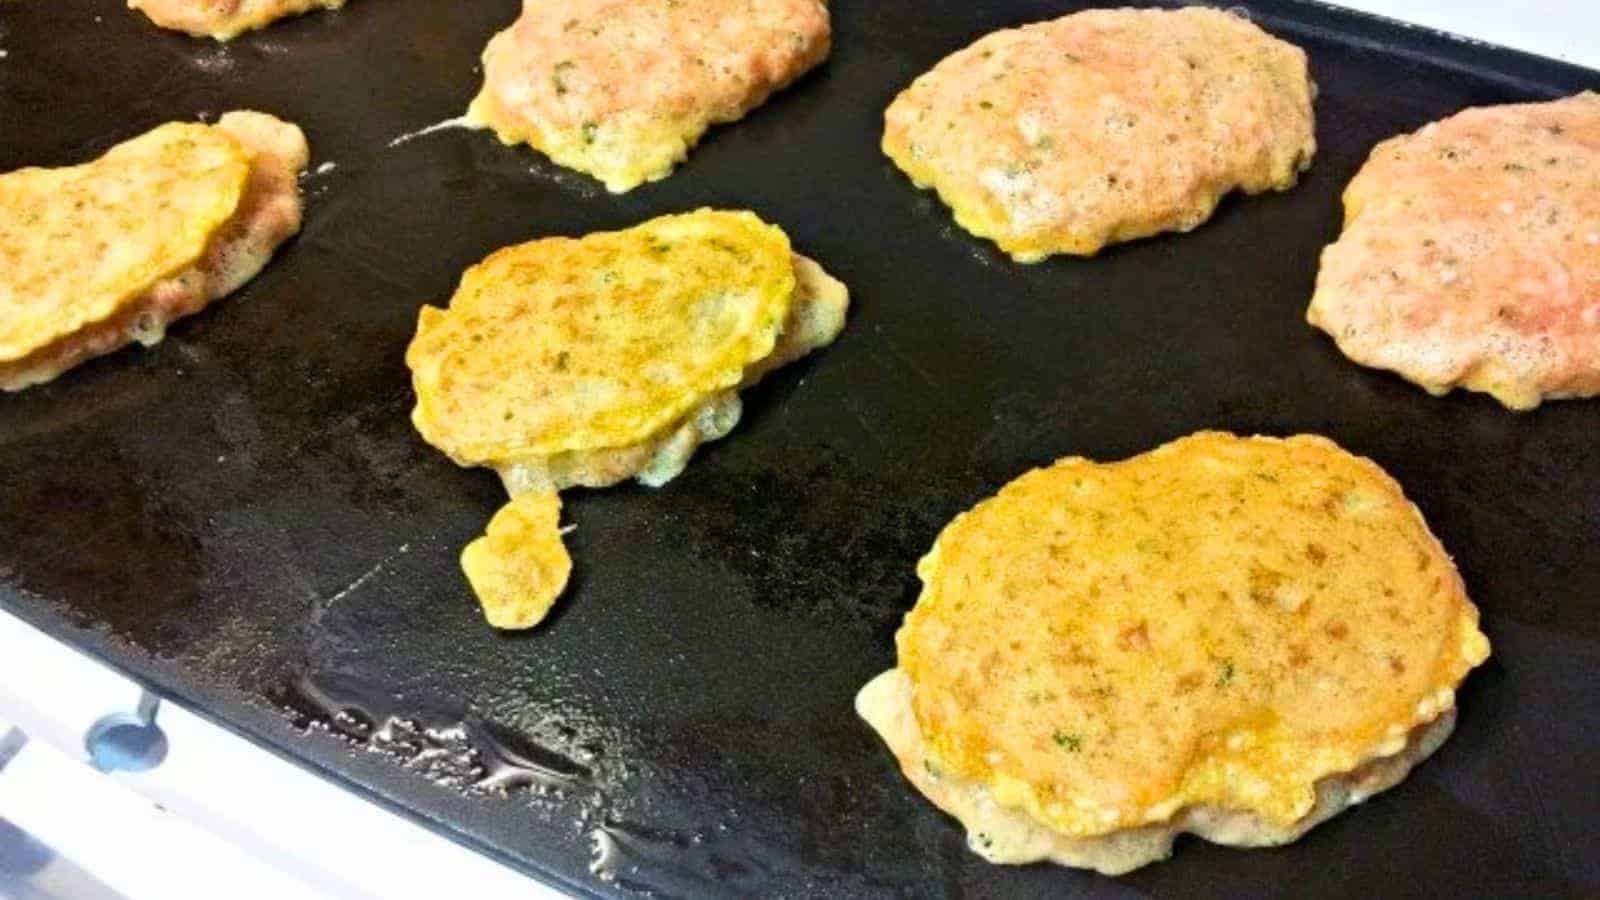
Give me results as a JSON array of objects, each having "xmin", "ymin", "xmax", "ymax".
[
  {"xmin": 1, "ymin": 5, "xmax": 1595, "ymax": 900},
  {"xmin": 1328, "ymin": 0, "xmax": 1599, "ymax": 70}
]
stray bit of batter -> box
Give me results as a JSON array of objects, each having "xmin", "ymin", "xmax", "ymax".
[{"xmin": 461, "ymin": 492, "xmax": 573, "ymax": 631}]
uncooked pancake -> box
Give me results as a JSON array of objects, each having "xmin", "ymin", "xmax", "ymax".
[
  {"xmin": 466, "ymin": 0, "xmax": 831, "ymax": 192},
  {"xmin": 128, "ymin": 0, "xmax": 347, "ymax": 40},
  {"xmin": 882, "ymin": 7, "xmax": 1316, "ymax": 261},
  {"xmin": 129, "ymin": 0, "xmax": 346, "ymax": 40},
  {"xmin": 859, "ymin": 432, "xmax": 1489, "ymax": 873},
  {"xmin": 0, "ymin": 111, "xmax": 309, "ymax": 391},
  {"xmin": 1308, "ymin": 92, "xmax": 1600, "ymax": 410}
]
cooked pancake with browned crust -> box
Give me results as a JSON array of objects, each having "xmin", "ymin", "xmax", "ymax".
[
  {"xmin": 883, "ymin": 7, "xmax": 1315, "ymax": 261},
  {"xmin": 0, "ymin": 111, "xmax": 308, "ymax": 392},
  {"xmin": 466, "ymin": 0, "xmax": 831, "ymax": 192},
  {"xmin": 128, "ymin": 0, "xmax": 345, "ymax": 40},
  {"xmin": 858, "ymin": 432, "xmax": 1489, "ymax": 874},
  {"xmin": 1308, "ymin": 92, "xmax": 1600, "ymax": 410},
  {"xmin": 407, "ymin": 209, "xmax": 849, "ymax": 628}
]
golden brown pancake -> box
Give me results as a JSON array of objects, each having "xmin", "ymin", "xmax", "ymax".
[
  {"xmin": 858, "ymin": 432, "xmax": 1489, "ymax": 874},
  {"xmin": 1308, "ymin": 92, "xmax": 1600, "ymax": 410},
  {"xmin": 0, "ymin": 111, "xmax": 308, "ymax": 391},
  {"xmin": 466, "ymin": 0, "xmax": 831, "ymax": 192},
  {"xmin": 129, "ymin": 0, "xmax": 346, "ymax": 41},
  {"xmin": 406, "ymin": 209, "xmax": 848, "ymax": 628},
  {"xmin": 882, "ymin": 7, "xmax": 1315, "ymax": 261}
]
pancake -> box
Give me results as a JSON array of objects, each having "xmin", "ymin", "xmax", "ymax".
[
  {"xmin": 0, "ymin": 111, "xmax": 309, "ymax": 391},
  {"xmin": 882, "ymin": 7, "xmax": 1316, "ymax": 261},
  {"xmin": 1308, "ymin": 92, "xmax": 1600, "ymax": 410},
  {"xmin": 128, "ymin": 0, "xmax": 346, "ymax": 41},
  {"xmin": 410, "ymin": 210, "xmax": 796, "ymax": 468},
  {"xmin": 406, "ymin": 209, "xmax": 848, "ymax": 628},
  {"xmin": 466, "ymin": 0, "xmax": 831, "ymax": 192},
  {"xmin": 858, "ymin": 432, "xmax": 1489, "ymax": 874}
]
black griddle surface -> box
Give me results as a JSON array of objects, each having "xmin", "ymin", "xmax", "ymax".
[{"xmin": 2, "ymin": 2, "xmax": 1597, "ymax": 897}]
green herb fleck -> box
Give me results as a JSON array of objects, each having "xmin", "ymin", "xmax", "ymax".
[
  {"xmin": 554, "ymin": 350, "xmax": 570, "ymax": 371},
  {"xmin": 707, "ymin": 237, "xmax": 750, "ymax": 261},
  {"xmin": 1034, "ymin": 135, "xmax": 1055, "ymax": 151},
  {"xmin": 581, "ymin": 121, "xmax": 598, "ymax": 145},
  {"xmin": 1216, "ymin": 658, "xmax": 1236, "ymax": 687},
  {"xmin": 552, "ymin": 60, "xmax": 575, "ymax": 95},
  {"xmin": 978, "ymin": 100, "xmax": 994, "ymax": 110},
  {"xmin": 924, "ymin": 758, "xmax": 940, "ymax": 778},
  {"xmin": 1052, "ymin": 731, "xmax": 1083, "ymax": 752}
]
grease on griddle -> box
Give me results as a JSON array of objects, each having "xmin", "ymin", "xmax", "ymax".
[
  {"xmin": 275, "ymin": 671, "xmax": 591, "ymax": 796},
  {"xmin": 276, "ymin": 667, "xmax": 774, "ymax": 898}
]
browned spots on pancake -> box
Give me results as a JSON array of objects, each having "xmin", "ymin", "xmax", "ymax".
[
  {"xmin": 894, "ymin": 432, "xmax": 1490, "ymax": 839},
  {"xmin": 1118, "ymin": 621, "xmax": 1151, "ymax": 652}
]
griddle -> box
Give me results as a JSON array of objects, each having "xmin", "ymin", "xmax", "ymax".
[{"xmin": 2, "ymin": 1, "xmax": 1597, "ymax": 896}]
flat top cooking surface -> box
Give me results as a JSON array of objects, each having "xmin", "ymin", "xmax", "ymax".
[{"xmin": 2, "ymin": 2, "xmax": 1597, "ymax": 897}]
